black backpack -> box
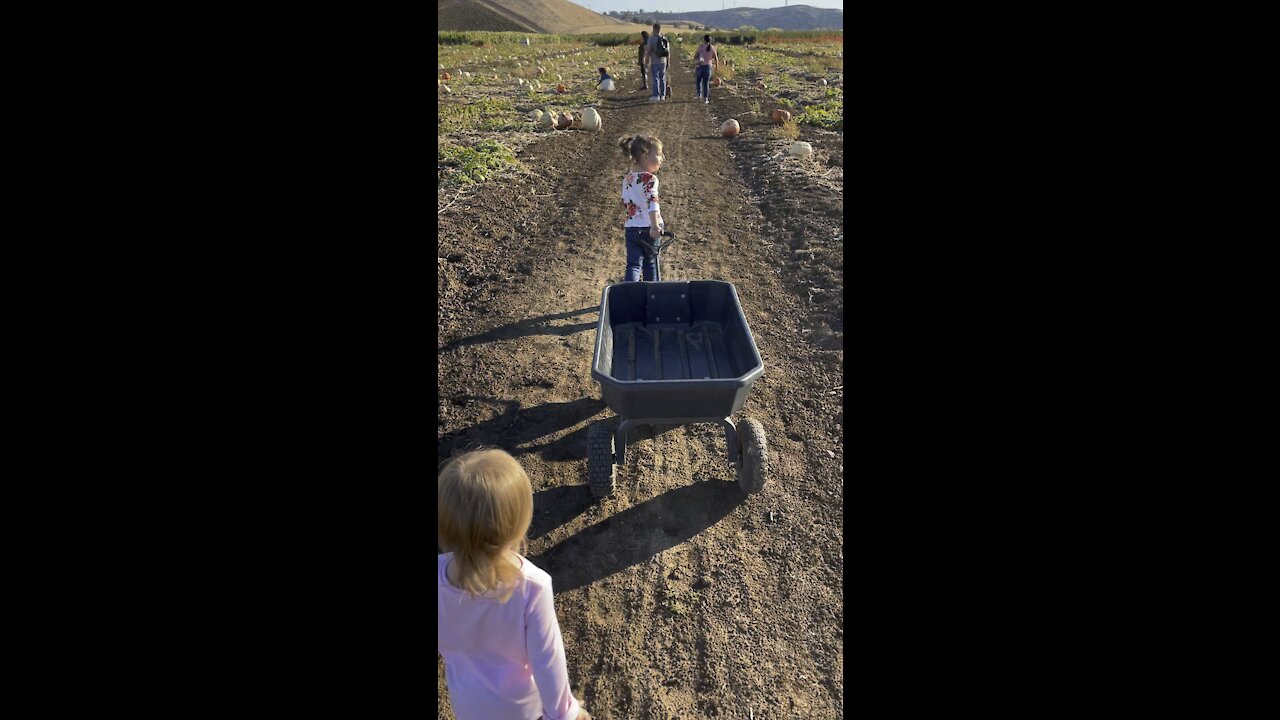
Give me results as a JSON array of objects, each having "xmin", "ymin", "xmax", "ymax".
[{"xmin": 656, "ymin": 35, "xmax": 670, "ymax": 58}]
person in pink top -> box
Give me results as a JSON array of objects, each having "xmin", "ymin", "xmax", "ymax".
[
  {"xmin": 438, "ymin": 449, "xmax": 591, "ymax": 720},
  {"xmin": 694, "ymin": 34, "xmax": 718, "ymax": 104}
]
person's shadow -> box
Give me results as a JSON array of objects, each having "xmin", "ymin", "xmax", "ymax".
[
  {"xmin": 439, "ymin": 307, "xmax": 596, "ymax": 354},
  {"xmin": 528, "ymin": 480, "xmax": 746, "ymax": 594},
  {"xmin": 438, "ymin": 396, "xmax": 607, "ymax": 463}
]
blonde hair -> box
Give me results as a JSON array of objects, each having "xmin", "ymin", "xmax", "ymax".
[
  {"xmin": 438, "ymin": 449, "xmax": 534, "ymax": 602},
  {"xmin": 618, "ymin": 134, "xmax": 663, "ymax": 164}
]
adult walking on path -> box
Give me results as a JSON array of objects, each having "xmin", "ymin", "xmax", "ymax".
[
  {"xmin": 645, "ymin": 23, "xmax": 671, "ymax": 102},
  {"xmin": 637, "ymin": 30, "xmax": 649, "ymax": 91}
]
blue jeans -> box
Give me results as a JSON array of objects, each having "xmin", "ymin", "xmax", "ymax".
[
  {"xmin": 695, "ymin": 65, "xmax": 711, "ymax": 98},
  {"xmin": 625, "ymin": 226, "xmax": 657, "ymax": 281},
  {"xmin": 650, "ymin": 63, "xmax": 666, "ymax": 98}
]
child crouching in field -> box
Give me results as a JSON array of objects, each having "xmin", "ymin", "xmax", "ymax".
[
  {"xmin": 596, "ymin": 66, "xmax": 615, "ymax": 92},
  {"xmin": 438, "ymin": 449, "xmax": 591, "ymax": 720},
  {"xmin": 618, "ymin": 135, "xmax": 665, "ymax": 282}
]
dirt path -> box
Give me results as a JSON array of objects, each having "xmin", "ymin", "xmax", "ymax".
[{"xmin": 438, "ymin": 59, "xmax": 844, "ymax": 720}]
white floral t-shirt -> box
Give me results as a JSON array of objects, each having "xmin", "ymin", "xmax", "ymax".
[{"xmin": 621, "ymin": 171, "xmax": 663, "ymax": 229}]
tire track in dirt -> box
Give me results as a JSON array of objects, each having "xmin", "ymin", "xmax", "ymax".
[{"xmin": 439, "ymin": 58, "xmax": 843, "ymax": 720}]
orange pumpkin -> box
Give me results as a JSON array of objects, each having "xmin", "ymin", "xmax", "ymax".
[
  {"xmin": 556, "ymin": 83, "xmax": 566, "ymax": 94},
  {"xmin": 771, "ymin": 109, "xmax": 791, "ymax": 124},
  {"xmin": 712, "ymin": 77, "xmax": 722, "ymax": 87},
  {"xmin": 442, "ymin": 72, "xmax": 451, "ymax": 81}
]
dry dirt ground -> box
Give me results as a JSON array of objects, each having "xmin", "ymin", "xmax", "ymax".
[{"xmin": 438, "ymin": 58, "xmax": 844, "ymax": 719}]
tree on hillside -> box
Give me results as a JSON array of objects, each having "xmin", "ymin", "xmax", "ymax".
[{"xmin": 738, "ymin": 25, "xmax": 759, "ymax": 33}]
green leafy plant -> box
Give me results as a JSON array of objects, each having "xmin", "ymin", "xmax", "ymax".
[
  {"xmin": 438, "ymin": 139, "xmax": 520, "ymax": 186},
  {"xmin": 438, "ymin": 98, "xmax": 520, "ymax": 135},
  {"xmin": 796, "ymin": 98, "xmax": 843, "ymax": 130}
]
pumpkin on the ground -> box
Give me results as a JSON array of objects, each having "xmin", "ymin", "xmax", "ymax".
[
  {"xmin": 720, "ymin": 119, "xmax": 741, "ymax": 138},
  {"xmin": 556, "ymin": 83, "xmax": 566, "ymax": 93},
  {"xmin": 787, "ymin": 141, "xmax": 814, "ymax": 158},
  {"xmin": 771, "ymin": 109, "xmax": 792, "ymax": 124}
]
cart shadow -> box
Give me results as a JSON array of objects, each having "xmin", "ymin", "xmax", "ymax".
[
  {"xmin": 528, "ymin": 480, "xmax": 745, "ymax": 594},
  {"xmin": 438, "ymin": 397, "xmax": 608, "ymax": 464},
  {"xmin": 439, "ymin": 307, "xmax": 596, "ymax": 354},
  {"xmin": 528, "ymin": 484, "xmax": 593, "ymax": 541}
]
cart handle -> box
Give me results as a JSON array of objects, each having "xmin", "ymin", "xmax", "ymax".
[
  {"xmin": 637, "ymin": 230, "xmax": 679, "ymax": 259},
  {"xmin": 655, "ymin": 230, "xmax": 679, "ymax": 253}
]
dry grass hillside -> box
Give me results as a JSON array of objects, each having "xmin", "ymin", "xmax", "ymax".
[{"xmin": 439, "ymin": 0, "xmax": 649, "ymax": 34}]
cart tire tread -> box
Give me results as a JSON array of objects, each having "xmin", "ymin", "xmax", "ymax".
[
  {"xmin": 588, "ymin": 424, "xmax": 616, "ymax": 497},
  {"xmin": 736, "ymin": 418, "xmax": 768, "ymax": 494}
]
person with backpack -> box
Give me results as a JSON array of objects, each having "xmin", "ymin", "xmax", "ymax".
[{"xmin": 644, "ymin": 23, "xmax": 671, "ymax": 102}]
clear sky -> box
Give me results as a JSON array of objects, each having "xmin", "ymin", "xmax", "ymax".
[{"xmin": 575, "ymin": 1, "xmax": 844, "ymax": 12}]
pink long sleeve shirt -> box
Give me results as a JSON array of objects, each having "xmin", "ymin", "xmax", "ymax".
[{"xmin": 438, "ymin": 553, "xmax": 581, "ymax": 720}]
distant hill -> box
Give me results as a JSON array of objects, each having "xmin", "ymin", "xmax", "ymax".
[
  {"xmin": 439, "ymin": 0, "xmax": 648, "ymax": 34},
  {"xmin": 649, "ymin": 5, "xmax": 842, "ymax": 31}
]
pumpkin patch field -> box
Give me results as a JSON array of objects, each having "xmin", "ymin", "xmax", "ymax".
[{"xmin": 438, "ymin": 30, "xmax": 844, "ymax": 720}]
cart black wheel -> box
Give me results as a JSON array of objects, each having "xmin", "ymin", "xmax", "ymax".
[
  {"xmin": 736, "ymin": 418, "xmax": 768, "ymax": 494},
  {"xmin": 588, "ymin": 424, "xmax": 616, "ymax": 497}
]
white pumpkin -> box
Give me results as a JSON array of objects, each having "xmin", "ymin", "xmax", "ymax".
[
  {"xmin": 787, "ymin": 141, "xmax": 814, "ymax": 158},
  {"xmin": 818, "ymin": 78, "xmax": 827, "ymax": 86},
  {"xmin": 581, "ymin": 107, "xmax": 602, "ymax": 131},
  {"xmin": 529, "ymin": 109, "xmax": 542, "ymax": 122},
  {"xmin": 538, "ymin": 110, "xmax": 554, "ymax": 129}
]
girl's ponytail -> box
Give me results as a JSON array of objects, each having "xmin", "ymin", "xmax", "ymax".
[{"xmin": 619, "ymin": 135, "xmax": 663, "ymax": 164}]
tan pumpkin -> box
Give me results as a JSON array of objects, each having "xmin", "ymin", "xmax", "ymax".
[
  {"xmin": 771, "ymin": 109, "xmax": 792, "ymax": 124},
  {"xmin": 720, "ymin": 119, "xmax": 740, "ymax": 138},
  {"xmin": 787, "ymin": 141, "xmax": 814, "ymax": 158},
  {"xmin": 712, "ymin": 77, "xmax": 722, "ymax": 88},
  {"xmin": 555, "ymin": 111, "xmax": 573, "ymax": 130}
]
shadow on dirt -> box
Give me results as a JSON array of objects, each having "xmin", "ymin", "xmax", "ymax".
[
  {"xmin": 528, "ymin": 480, "xmax": 745, "ymax": 593},
  {"xmin": 438, "ymin": 397, "xmax": 607, "ymax": 464},
  {"xmin": 528, "ymin": 484, "xmax": 593, "ymax": 541},
  {"xmin": 439, "ymin": 307, "xmax": 596, "ymax": 353}
]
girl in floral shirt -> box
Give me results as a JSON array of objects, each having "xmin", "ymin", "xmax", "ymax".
[{"xmin": 618, "ymin": 134, "xmax": 665, "ymax": 282}]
